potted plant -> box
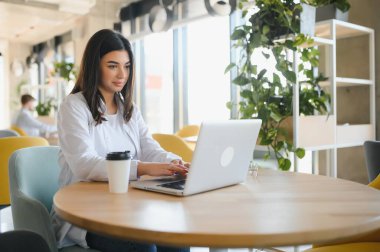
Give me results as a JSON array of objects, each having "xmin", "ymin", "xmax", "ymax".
[
  {"xmin": 35, "ymin": 99, "xmax": 54, "ymax": 116},
  {"xmin": 53, "ymin": 61, "xmax": 77, "ymax": 82},
  {"xmin": 226, "ymin": 0, "xmax": 330, "ymax": 170},
  {"xmin": 304, "ymin": 0, "xmax": 351, "ymax": 22}
]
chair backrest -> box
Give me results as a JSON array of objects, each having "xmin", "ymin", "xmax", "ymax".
[
  {"xmin": 0, "ymin": 230, "xmax": 51, "ymax": 252},
  {"xmin": 175, "ymin": 124, "xmax": 200, "ymax": 138},
  {"xmin": 0, "ymin": 129, "xmax": 19, "ymax": 138},
  {"xmin": 9, "ymin": 146, "xmax": 60, "ymax": 252},
  {"xmin": 0, "ymin": 137, "xmax": 49, "ymax": 205},
  {"xmin": 364, "ymin": 141, "xmax": 380, "ymax": 182},
  {"xmin": 152, "ymin": 133, "xmax": 193, "ymax": 162},
  {"xmin": 10, "ymin": 125, "xmax": 27, "ymax": 136}
]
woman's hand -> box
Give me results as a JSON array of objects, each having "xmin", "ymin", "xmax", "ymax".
[
  {"xmin": 170, "ymin": 159, "xmax": 191, "ymax": 169},
  {"xmin": 137, "ymin": 162, "xmax": 188, "ymax": 177}
]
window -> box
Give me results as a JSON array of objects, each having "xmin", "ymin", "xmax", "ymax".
[
  {"xmin": 186, "ymin": 16, "xmax": 231, "ymax": 125},
  {"xmin": 142, "ymin": 32, "xmax": 174, "ymax": 133}
]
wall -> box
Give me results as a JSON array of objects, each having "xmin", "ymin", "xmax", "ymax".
[
  {"xmin": 8, "ymin": 43, "xmax": 34, "ymax": 121},
  {"xmin": 0, "ymin": 39, "xmax": 10, "ymax": 129}
]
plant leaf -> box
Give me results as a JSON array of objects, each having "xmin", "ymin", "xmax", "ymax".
[
  {"xmin": 295, "ymin": 148, "xmax": 305, "ymax": 159},
  {"xmin": 224, "ymin": 63, "xmax": 236, "ymax": 74}
]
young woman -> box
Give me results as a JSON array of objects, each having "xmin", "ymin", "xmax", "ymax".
[{"xmin": 51, "ymin": 29, "xmax": 189, "ymax": 252}]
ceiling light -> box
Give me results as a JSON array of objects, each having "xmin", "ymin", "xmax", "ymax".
[
  {"xmin": 204, "ymin": 0, "xmax": 236, "ymax": 16},
  {"xmin": 148, "ymin": 5, "xmax": 174, "ymax": 32}
]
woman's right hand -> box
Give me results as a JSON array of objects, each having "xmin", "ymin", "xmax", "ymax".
[{"xmin": 137, "ymin": 162, "xmax": 188, "ymax": 177}]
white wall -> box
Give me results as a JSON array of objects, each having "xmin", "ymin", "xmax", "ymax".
[{"xmin": 0, "ymin": 39, "xmax": 10, "ymax": 129}]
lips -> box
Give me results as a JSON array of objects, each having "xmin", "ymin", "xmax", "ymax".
[{"xmin": 113, "ymin": 81, "xmax": 125, "ymax": 86}]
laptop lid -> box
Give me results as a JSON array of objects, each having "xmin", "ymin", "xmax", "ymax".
[
  {"xmin": 131, "ymin": 119, "xmax": 261, "ymax": 196},
  {"xmin": 182, "ymin": 119, "xmax": 261, "ymax": 195}
]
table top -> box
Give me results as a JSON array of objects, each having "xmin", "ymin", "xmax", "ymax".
[{"xmin": 54, "ymin": 169, "xmax": 380, "ymax": 248}]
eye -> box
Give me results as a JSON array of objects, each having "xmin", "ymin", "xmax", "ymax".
[
  {"xmin": 125, "ymin": 64, "xmax": 131, "ymax": 70},
  {"xmin": 108, "ymin": 65, "xmax": 117, "ymax": 69}
]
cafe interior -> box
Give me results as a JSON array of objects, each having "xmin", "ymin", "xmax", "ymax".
[{"xmin": 0, "ymin": 0, "xmax": 380, "ymax": 251}]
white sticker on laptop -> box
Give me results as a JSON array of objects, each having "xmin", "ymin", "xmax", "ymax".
[{"xmin": 220, "ymin": 146, "xmax": 234, "ymax": 167}]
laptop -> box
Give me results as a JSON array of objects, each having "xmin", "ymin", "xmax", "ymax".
[{"xmin": 131, "ymin": 119, "xmax": 262, "ymax": 196}]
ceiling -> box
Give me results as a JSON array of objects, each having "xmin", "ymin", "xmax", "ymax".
[{"xmin": 0, "ymin": 0, "xmax": 126, "ymax": 45}]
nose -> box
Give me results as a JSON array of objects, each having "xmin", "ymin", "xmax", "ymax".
[{"xmin": 117, "ymin": 67, "xmax": 128, "ymax": 79}]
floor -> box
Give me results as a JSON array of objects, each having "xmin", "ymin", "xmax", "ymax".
[{"xmin": 0, "ymin": 205, "xmax": 311, "ymax": 252}]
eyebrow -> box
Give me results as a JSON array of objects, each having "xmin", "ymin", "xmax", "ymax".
[{"xmin": 106, "ymin": 60, "xmax": 130, "ymax": 65}]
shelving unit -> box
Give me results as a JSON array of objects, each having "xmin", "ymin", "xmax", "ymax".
[{"xmin": 292, "ymin": 20, "xmax": 375, "ymax": 177}]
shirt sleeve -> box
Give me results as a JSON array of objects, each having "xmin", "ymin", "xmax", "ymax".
[
  {"xmin": 21, "ymin": 111, "xmax": 57, "ymax": 133},
  {"xmin": 58, "ymin": 96, "xmax": 107, "ymax": 181}
]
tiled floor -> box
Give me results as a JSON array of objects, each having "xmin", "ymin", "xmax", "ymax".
[{"xmin": 0, "ymin": 206, "xmax": 310, "ymax": 252}]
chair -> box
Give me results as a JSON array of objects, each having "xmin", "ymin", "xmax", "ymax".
[
  {"xmin": 8, "ymin": 146, "xmax": 100, "ymax": 252},
  {"xmin": 175, "ymin": 124, "xmax": 200, "ymax": 138},
  {"xmin": 0, "ymin": 130, "xmax": 19, "ymax": 138},
  {"xmin": 364, "ymin": 141, "xmax": 380, "ymax": 182},
  {"xmin": 0, "ymin": 136, "xmax": 49, "ymax": 205},
  {"xmin": 152, "ymin": 133, "xmax": 193, "ymax": 162},
  {"xmin": 0, "ymin": 230, "xmax": 51, "ymax": 252},
  {"xmin": 303, "ymin": 175, "xmax": 380, "ymax": 252},
  {"xmin": 10, "ymin": 125, "xmax": 27, "ymax": 136}
]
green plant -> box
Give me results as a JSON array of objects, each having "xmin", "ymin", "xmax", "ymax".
[
  {"xmin": 226, "ymin": 0, "xmax": 330, "ymax": 170},
  {"xmin": 303, "ymin": 0, "xmax": 351, "ymax": 12},
  {"xmin": 53, "ymin": 61, "xmax": 77, "ymax": 82},
  {"xmin": 35, "ymin": 100, "xmax": 54, "ymax": 116}
]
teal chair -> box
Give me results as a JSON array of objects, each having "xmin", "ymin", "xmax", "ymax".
[{"xmin": 8, "ymin": 146, "xmax": 100, "ymax": 252}]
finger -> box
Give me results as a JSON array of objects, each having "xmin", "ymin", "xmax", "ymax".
[
  {"xmin": 169, "ymin": 164, "xmax": 188, "ymax": 173},
  {"xmin": 171, "ymin": 160, "xmax": 180, "ymax": 165},
  {"xmin": 170, "ymin": 163, "xmax": 188, "ymax": 170}
]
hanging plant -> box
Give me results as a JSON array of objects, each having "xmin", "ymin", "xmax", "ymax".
[
  {"xmin": 226, "ymin": 0, "xmax": 330, "ymax": 170},
  {"xmin": 53, "ymin": 61, "xmax": 77, "ymax": 82}
]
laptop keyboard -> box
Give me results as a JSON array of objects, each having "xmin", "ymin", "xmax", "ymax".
[{"xmin": 158, "ymin": 180, "xmax": 186, "ymax": 190}]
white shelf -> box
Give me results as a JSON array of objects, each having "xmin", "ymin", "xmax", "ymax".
[
  {"xmin": 292, "ymin": 20, "xmax": 376, "ymax": 177},
  {"xmin": 316, "ymin": 19, "xmax": 373, "ymax": 40},
  {"xmin": 336, "ymin": 124, "xmax": 375, "ymax": 146},
  {"xmin": 336, "ymin": 77, "xmax": 373, "ymax": 86}
]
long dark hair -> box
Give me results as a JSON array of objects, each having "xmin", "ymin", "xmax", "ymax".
[{"xmin": 71, "ymin": 29, "xmax": 135, "ymax": 124}]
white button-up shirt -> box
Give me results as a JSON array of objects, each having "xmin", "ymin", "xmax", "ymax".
[{"xmin": 51, "ymin": 92, "xmax": 180, "ymax": 248}]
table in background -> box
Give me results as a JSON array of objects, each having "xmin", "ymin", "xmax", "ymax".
[
  {"xmin": 183, "ymin": 136, "xmax": 197, "ymax": 150},
  {"xmin": 54, "ymin": 169, "xmax": 380, "ymax": 249}
]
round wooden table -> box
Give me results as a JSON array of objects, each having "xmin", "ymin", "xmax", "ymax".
[{"xmin": 54, "ymin": 169, "xmax": 380, "ymax": 248}]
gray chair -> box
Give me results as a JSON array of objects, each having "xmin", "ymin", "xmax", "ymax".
[
  {"xmin": 364, "ymin": 141, "xmax": 380, "ymax": 182},
  {"xmin": 8, "ymin": 146, "xmax": 100, "ymax": 252},
  {"xmin": 0, "ymin": 130, "xmax": 19, "ymax": 138},
  {"xmin": 0, "ymin": 230, "xmax": 51, "ymax": 252}
]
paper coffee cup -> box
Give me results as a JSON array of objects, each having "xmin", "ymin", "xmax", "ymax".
[{"xmin": 106, "ymin": 151, "xmax": 131, "ymax": 193}]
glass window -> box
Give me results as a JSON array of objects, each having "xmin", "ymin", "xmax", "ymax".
[
  {"xmin": 186, "ymin": 16, "xmax": 231, "ymax": 124},
  {"xmin": 142, "ymin": 31, "xmax": 174, "ymax": 133}
]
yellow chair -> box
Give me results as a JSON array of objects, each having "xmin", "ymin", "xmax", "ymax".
[
  {"xmin": 152, "ymin": 133, "xmax": 193, "ymax": 163},
  {"xmin": 10, "ymin": 125, "xmax": 27, "ymax": 136},
  {"xmin": 0, "ymin": 136, "xmax": 49, "ymax": 205},
  {"xmin": 175, "ymin": 124, "xmax": 200, "ymax": 138},
  {"xmin": 304, "ymin": 174, "xmax": 380, "ymax": 252}
]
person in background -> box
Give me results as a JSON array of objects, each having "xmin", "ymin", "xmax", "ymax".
[
  {"xmin": 51, "ymin": 29, "xmax": 190, "ymax": 252},
  {"xmin": 14, "ymin": 94, "xmax": 57, "ymax": 136}
]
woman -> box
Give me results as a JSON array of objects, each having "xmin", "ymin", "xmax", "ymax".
[{"xmin": 51, "ymin": 29, "xmax": 189, "ymax": 252}]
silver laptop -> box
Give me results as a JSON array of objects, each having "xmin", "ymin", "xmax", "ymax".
[{"xmin": 131, "ymin": 119, "xmax": 262, "ymax": 196}]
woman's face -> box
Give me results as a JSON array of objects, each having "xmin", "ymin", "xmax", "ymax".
[{"xmin": 99, "ymin": 50, "xmax": 130, "ymax": 96}]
